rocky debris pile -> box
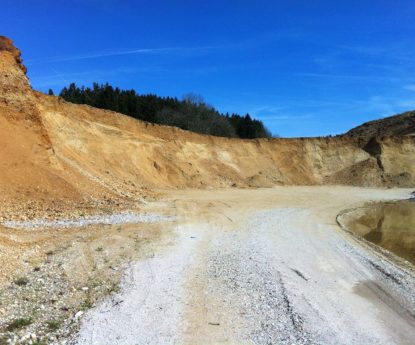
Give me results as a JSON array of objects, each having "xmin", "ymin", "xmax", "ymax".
[
  {"xmin": 0, "ymin": 198, "xmax": 134, "ymax": 223},
  {"xmin": 3, "ymin": 211, "xmax": 173, "ymax": 230}
]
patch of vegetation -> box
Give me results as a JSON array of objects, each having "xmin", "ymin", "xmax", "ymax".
[
  {"xmin": 14, "ymin": 277, "xmax": 29, "ymax": 286},
  {"xmin": 59, "ymin": 84, "xmax": 274, "ymax": 139},
  {"xmin": 6, "ymin": 317, "xmax": 32, "ymax": 331},
  {"xmin": 46, "ymin": 319, "xmax": 61, "ymax": 331},
  {"xmin": 0, "ymin": 335, "xmax": 9, "ymax": 345},
  {"xmin": 95, "ymin": 247, "xmax": 103, "ymax": 252},
  {"xmin": 108, "ymin": 282, "xmax": 120, "ymax": 294},
  {"xmin": 80, "ymin": 298, "xmax": 93, "ymax": 310}
]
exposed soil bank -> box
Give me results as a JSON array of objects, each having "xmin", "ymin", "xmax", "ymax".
[
  {"xmin": 340, "ymin": 200, "xmax": 415, "ymax": 265},
  {"xmin": 2, "ymin": 38, "xmax": 415, "ymax": 215}
]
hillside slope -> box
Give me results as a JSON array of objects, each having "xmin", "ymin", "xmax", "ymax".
[
  {"xmin": 1, "ymin": 36, "xmax": 414, "ymax": 215},
  {"xmin": 345, "ymin": 110, "xmax": 415, "ymax": 141}
]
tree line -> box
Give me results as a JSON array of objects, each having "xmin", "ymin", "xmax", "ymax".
[{"xmin": 56, "ymin": 83, "xmax": 272, "ymax": 139}]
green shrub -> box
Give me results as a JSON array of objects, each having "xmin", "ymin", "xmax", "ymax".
[
  {"xmin": 6, "ymin": 317, "xmax": 32, "ymax": 331},
  {"xmin": 46, "ymin": 319, "xmax": 61, "ymax": 331},
  {"xmin": 14, "ymin": 277, "xmax": 29, "ymax": 286}
]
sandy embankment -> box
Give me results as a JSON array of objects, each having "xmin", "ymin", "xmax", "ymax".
[{"xmin": 74, "ymin": 186, "xmax": 415, "ymax": 345}]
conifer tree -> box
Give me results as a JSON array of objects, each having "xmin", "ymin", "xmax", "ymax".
[{"xmin": 59, "ymin": 82, "xmax": 273, "ymax": 139}]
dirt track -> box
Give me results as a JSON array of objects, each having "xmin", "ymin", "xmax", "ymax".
[{"xmin": 73, "ymin": 186, "xmax": 415, "ymax": 345}]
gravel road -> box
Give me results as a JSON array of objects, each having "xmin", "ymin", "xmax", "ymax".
[{"xmin": 72, "ymin": 187, "xmax": 415, "ymax": 345}]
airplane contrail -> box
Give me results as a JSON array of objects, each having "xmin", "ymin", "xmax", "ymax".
[{"xmin": 26, "ymin": 45, "xmax": 219, "ymax": 64}]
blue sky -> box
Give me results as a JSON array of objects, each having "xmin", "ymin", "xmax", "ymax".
[{"xmin": 3, "ymin": 0, "xmax": 415, "ymax": 137}]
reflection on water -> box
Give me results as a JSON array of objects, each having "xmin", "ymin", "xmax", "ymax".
[{"xmin": 348, "ymin": 200, "xmax": 415, "ymax": 265}]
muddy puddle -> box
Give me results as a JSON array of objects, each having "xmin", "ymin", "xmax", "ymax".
[{"xmin": 345, "ymin": 199, "xmax": 415, "ymax": 265}]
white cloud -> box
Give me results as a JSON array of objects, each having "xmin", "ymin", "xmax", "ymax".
[{"xmin": 26, "ymin": 45, "xmax": 219, "ymax": 65}]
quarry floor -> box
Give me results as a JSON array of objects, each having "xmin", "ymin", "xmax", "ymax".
[{"xmin": 70, "ymin": 186, "xmax": 415, "ymax": 345}]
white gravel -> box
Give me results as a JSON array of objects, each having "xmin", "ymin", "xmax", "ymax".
[
  {"xmin": 73, "ymin": 222, "xmax": 203, "ymax": 345},
  {"xmin": 71, "ymin": 188, "xmax": 415, "ymax": 345},
  {"xmin": 2, "ymin": 211, "xmax": 173, "ymax": 229}
]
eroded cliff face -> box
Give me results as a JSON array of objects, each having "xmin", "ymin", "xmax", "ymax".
[
  {"xmin": 0, "ymin": 37, "xmax": 414, "ymax": 208},
  {"xmin": 0, "ymin": 36, "xmax": 27, "ymax": 73},
  {"xmin": 0, "ymin": 37, "xmax": 103, "ymax": 206}
]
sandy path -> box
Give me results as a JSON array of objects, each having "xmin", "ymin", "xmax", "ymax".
[{"xmin": 73, "ymin": 186, "xmax": 415, "ymax": 345}]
